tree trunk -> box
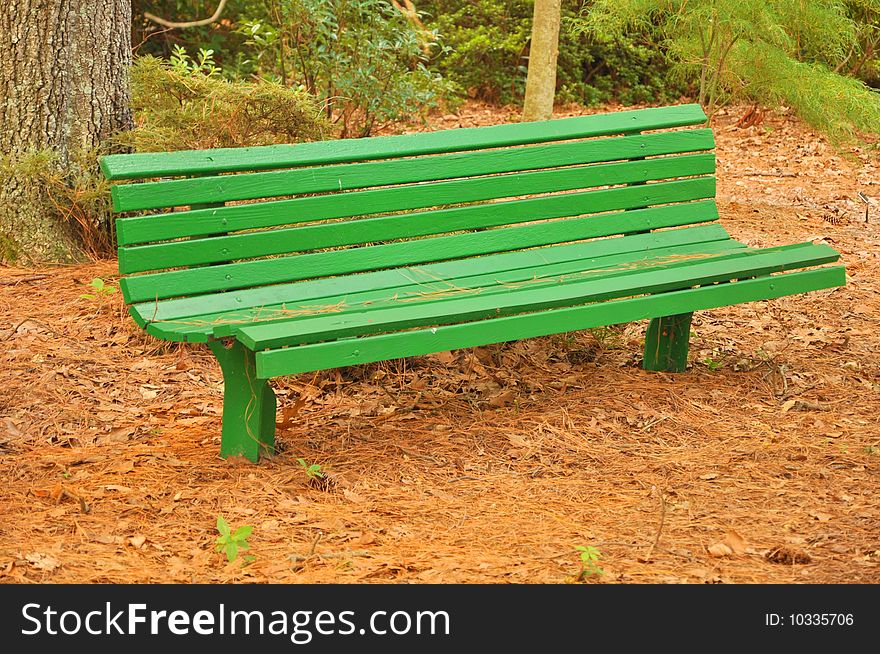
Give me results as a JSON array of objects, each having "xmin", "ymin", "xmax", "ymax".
[
  {"xmin": 522, "ymin": 0, "xmax": 562, "ymax": 122},
  {"xmin": 0, "ymin": 0, "xmax": 132, "ymax": 263}
]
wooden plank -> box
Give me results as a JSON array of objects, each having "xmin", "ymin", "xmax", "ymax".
[
  {"xmin": 117, "ymin": 152, "xmax": 716, "ymax": 246},
  {"xmin": 101, "ymin": 104, "xmax": 708, "ymax": 180},
  {"xmin": 145, "ymin": 238, "xmax": 746, "ymax": 342},
  {"xmin": 254, "ymin": 266, "xmax": 846, "ymax": 377},
  {"xmin": 119, "ymin": 170, "xmax": 717, "ymax": 273},
  {"xmin": 119, "ymin": 194, "xmax": 718, "ymax": 303},
  {"xmin": 237, "ymin": 243, "xmax": 840, "ymax": 349},
  {"xmin": 111, "ymin": 129, "xmax": 715, "ymax": 211},
  {"xmin": 132, "ymin": 222, "xmax": 731, "ymax": 325}
]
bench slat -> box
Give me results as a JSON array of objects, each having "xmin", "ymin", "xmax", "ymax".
[
  {"xmin": 238, "ymin": 243, "xmax": 840, "ymax": 349},
  {"xmin": 119, "ymin": 160, "xmax": 716, "ymax": 273},
  {"xmin": 117, "ymin": 151, "xmax": 715, "ymax": 248},
  {"xmin": 120, "ymin": 190, "xmax": 717, "ymax": 304},
  {"xmin": 133, "ymin": 222, "xmax": 731, "ymax": 326},
  {"xmin": 111, "ymin": 129, "xmax": 714, "ymax": 212},
  {"xmin": 144, "ymin": 237, "xmax": 745, "ymax": 342},
  {"xmin": 102, "ymin": 104, "xmax": 708, "ymax": 180},
  {"xmin": 254, "ymin": 266, "xmax": 845, "ymax": 377}
]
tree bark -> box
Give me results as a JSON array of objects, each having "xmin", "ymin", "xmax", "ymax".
[
  {"xmin": 0, "ymin": 0, "xmax": 132, "ymax": 263},
  {"xmin": 522, "ymin": 0, "xmax": 562, "ymax": 122}
]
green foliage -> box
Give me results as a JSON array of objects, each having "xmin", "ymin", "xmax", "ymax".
[
  {"xmin": 575, "ymin": 545, "xmax": 605, "ymax": 580},
  {"xmin": 297, "ymin": 458, "xmax": 325, "ymax": 481},
  {"xmin": 420, "ymin": 0, "xmax": 684, "ymax": 105},
  {"xmin": 702, "ymin": 355, "xmax": 724, "ymax": 371},
  {"xmin": 233, "ymin": 0, "xmax": 453, "ymax": 136},
  {"xmin": 0, "ymin": 148, "xmax": 114, "ymax": 260},
  {"xmin": 578, "ymin": 0, "xmax": 880, "ymax": 141},
  {"xmin": 119, "ymin": 52, "xmax": 327, "ymax": 152},
  {"xmin": 214, "ymin": 515, "xmax": 254, "ymax": 563},
  {"xmin": 80, "ymin": 277, "xmax": 117, "ymax": 301}
]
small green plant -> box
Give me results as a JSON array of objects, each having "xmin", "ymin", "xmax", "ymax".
[
  {"xmin": 214, "ymin": 515, "xmax": 254, "ymax": 563},
  {"xmin": 588, "ymin": 325, "xmax": 624, "ymax": 349},
  {"xmin": 80, "ymin": 277, "xmax": 116, "ymax": 300},
  {"xmin": 297, "ymin": 458, "xmax": 325, "ymax": 480},
  {"xmin": 575, "ymin": 545, "xmax": 605, "ymax": 580},
  {"xmin": 702, "ymin": 356, "xmax": 724, "ymax": 371},
  {"xmin": 864, "ymin": 445, "xmax": 878, "ymax": 456}
]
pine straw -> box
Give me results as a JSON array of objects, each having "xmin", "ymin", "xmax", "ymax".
[{"xmin": 1, "ymin": 105, "xmax": 878, "ymax": 584}]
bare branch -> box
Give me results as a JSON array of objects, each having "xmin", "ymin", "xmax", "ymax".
[{"xmin": 144, "ymin": 0, "xmax": 228, "ymax": 30}]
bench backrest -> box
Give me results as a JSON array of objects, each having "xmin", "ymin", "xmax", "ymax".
[{"xmin": 102, "ymin": 104, "xmax": 716, "ymax": 306}]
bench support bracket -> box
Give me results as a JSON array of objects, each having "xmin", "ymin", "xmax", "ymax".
[
  {"xmin": 643, "ymin": 312, "xmax": 693, "ymax": 373},
  {"xmin": 209, "ymin": 340, "xmax": 276, "ymax": 461}
]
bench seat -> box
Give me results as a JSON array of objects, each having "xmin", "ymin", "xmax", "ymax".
[{"xmin": 101, "ymin": 104, "xmax": 846, "ymax": 461}]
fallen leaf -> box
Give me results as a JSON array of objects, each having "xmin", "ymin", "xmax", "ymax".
[
  {"xmin": 129, "ymin": 535, "xmax": 146, "ymax": 548},
  {"xmin": 809, "ymin": 511, "xmax": 833, "ymax": 522},
  {"xmin": 25, "ymin": 553, "xmax": 60, "ymax": 571},
  {"xmin": 488, "ymin": 389, "xmax": 515, "ymax": 407},
  {"xmin": 343, "ymin": 488, "xmax": 366, "ymax": 503},
  {"xmin": 723, "ymin": 530, "xmax": 748, "ymax": 555},
  {"xmin": 699, "ymin": 473, "xmax": 719, "ymax": 481},
  {"xmin": 708, "ymin": 543, "xmax": 734, "ymax": 558},
  {"xmin": 431, "ymin": 351, "xmax": 457, "ymax": 365}
]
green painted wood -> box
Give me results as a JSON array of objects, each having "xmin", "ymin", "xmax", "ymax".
[
  {"xmin": 237, "ymin": 242, "xmax": 840, "ymax": 349},
  {"xmin": 101, "ymin": 104, "xmax": 708, "ymax": 180},
  {"xmin": 117, "ymin": 151, "xmax": 715, "ymax": 248},
  {"xmin": 208, "ymin": 340, "xmax": 276, "ymax": 461},
  {"xmin": 111, "ymin": 129, "xmax": 715, "ymax": 211},
  {"xmin": 144, "ymin": 239, "xmax": 747, "ymax": 343},
  {"xmin": 643, "ymin": 313, "xmax": 694, "ymax": 372},
  {"xmin": 254, "ymin": 266, "xmax": 846, "ymax": 378},
  {"xmin": 119, "ymin": 195, "xmax": 719, "ymax": 304},
  {"xmin": 132, "ymin": 222, "xmax": 731, "ymax": 326},
  {"xmin": 119, "ymin": 171, "xmax": 717, "ymax": 274}
]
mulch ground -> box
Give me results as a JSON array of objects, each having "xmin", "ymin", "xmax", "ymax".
[{"xmin": 1, "ymin": 103, "xmax": 878, "ymax": 584}]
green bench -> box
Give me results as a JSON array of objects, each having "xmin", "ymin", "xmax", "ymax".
[{"xmin": 101, "ymin": 104, "xmax": 846, "ymax": 462}]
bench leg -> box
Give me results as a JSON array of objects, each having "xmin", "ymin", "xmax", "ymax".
[
  {"xmin": 643, "ymin": 312, "xmax": 693, "ymax": 373},
  {"xmin": 208, "ymin": 340, "xmax": 276, "ymax": 462}
]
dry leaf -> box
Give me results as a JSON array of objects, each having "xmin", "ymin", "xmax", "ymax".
[
  {"xmin": 431, "ymin": 351, "xmax": 457, "ymax": 365},
  {"xmin": 25, "ymin": 552, "xmax": 60, "ymax": 571},
  {"xmin": 343, "ymin": 488, "xmax": 366, "ymax": 503},
  {"xmin": 708, "ymin": 543, "xmax": 734, "ymax": 558},
  {"xmin": 129, "ymin": 535, "xmax": 147, "ymax": 548},
  {"xmin": 723, "ymin": 530, "xmax": 748, "ymax": 555},
  {"xmin": 488, "ymin": 389, "xmax": 515, "ymax": 407}
]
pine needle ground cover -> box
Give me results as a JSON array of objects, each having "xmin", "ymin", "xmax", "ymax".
[{"xmin": 0, "ymin": 104, "xmax": 877, "ymax": 584}]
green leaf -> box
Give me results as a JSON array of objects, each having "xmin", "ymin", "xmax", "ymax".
[
  {"xmin": 233, "ymin": 525, "xmax": 253, "ymax": 540},
  {"xmin": 216, "ymin": 515, "xmax": 231, "ymax": 537},
  {"xmin": 225, "ymin": 541, "xmax": 238, "ymax": 562},
  {"xmin": 80, "ymin": 294, "xmax": 96, "ymax": 300},
  {"xmin": 91, "ymin": 278, "xmax": 105, "ymax": 290}
]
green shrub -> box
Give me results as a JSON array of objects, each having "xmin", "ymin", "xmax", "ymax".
[
  {"xmin": 0, "ymin": 148, "xmax": 114, "ymax": 260},
  {"xmin": 119, "ymin": 49, "xmax": 327, "ymax": 152},
  {"xmin": 420, "ymin": 0, "xmax": 683, "ymax": 106},
  {"xmin": 580, "ymin": 0, "xmax": 880, "ymax": 141},
  {"xmin": 234, "ymin": 0, "xmax": 454, "ymax": 137},
  {"xmin": 0, "ymin": 50, "xmax": 328, "ymax": 263}
]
